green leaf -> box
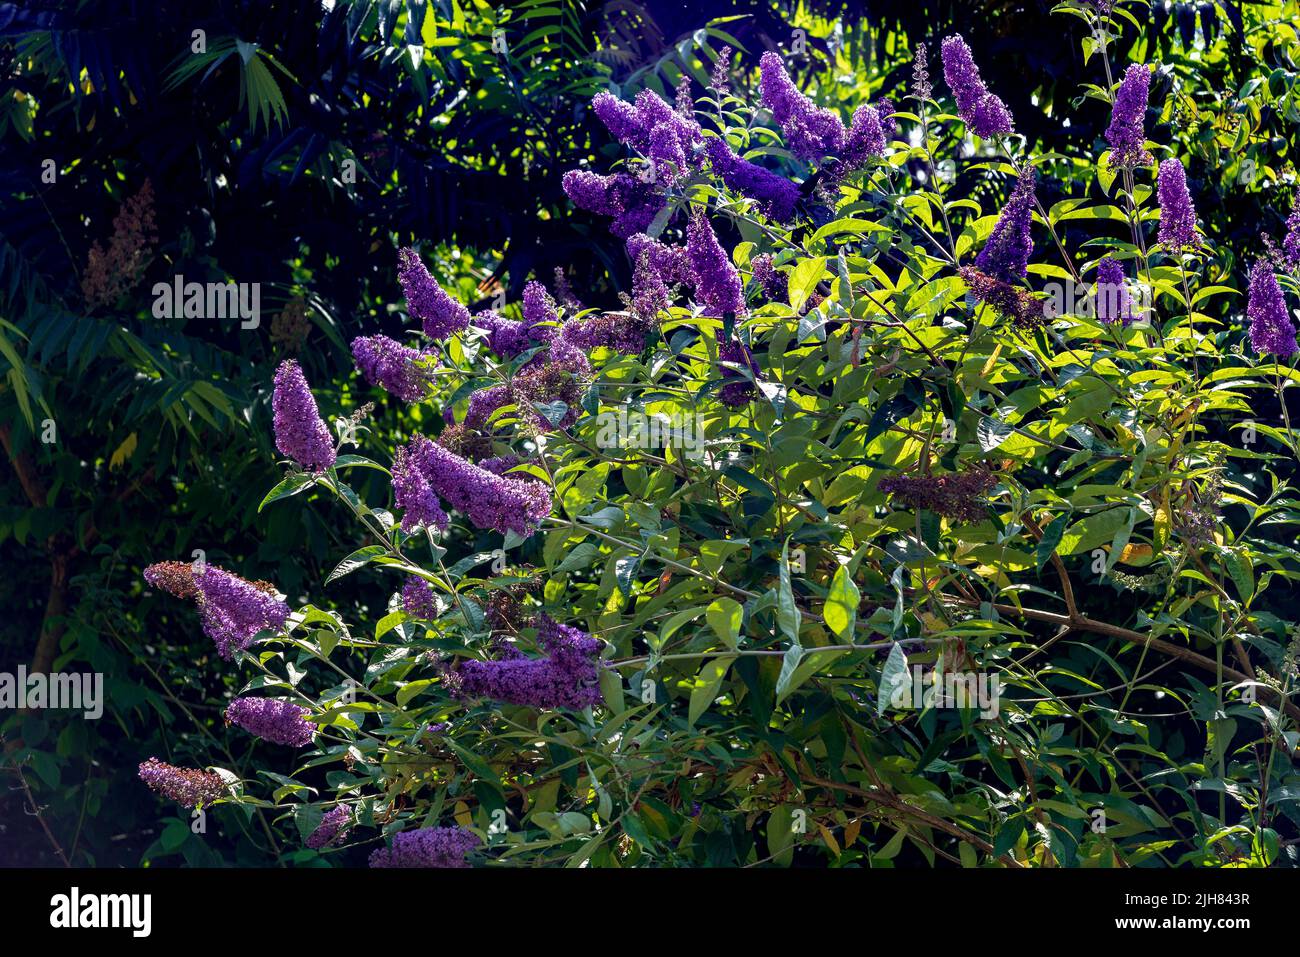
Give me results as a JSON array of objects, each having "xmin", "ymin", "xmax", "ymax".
[
  {"xmin": 325, "ymin": 545, "xmax": 388, "ymax": 584},
  {"xmin": 258, "ymin": 472, "xmax": 315, "ymax": 512},
  {"xmin": 1034, "ymin": 514, "xmax": 1070, "ymax": 572},
  {"xmin": 977, "ymin": 416, "xmax": 1013, "ymax": 452},
  {"xmin": 687, "ymin": 656, "xmax": 735, "ymax": 727},
  {"xmin": 878, "ymin": 642, "xmax": 909, "ymax": 716},
  {"xmin": 788, "ymin": 256, "xmax": 827, "ymax": 314},
  {"xmin": 824, "ymin": 566, "xmax": 859, "ymax": 641},
  {"xmin": 706, "ymin": 598, "xmax": 743, "ymax": 649},
  {"xmin": 776, "ymin": 539, "xmax": 802, "ymax": 643}
]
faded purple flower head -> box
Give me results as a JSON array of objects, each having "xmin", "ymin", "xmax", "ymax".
[
  {"xmin": 1246, "ymin": 260, "xmax": 1298, "ymax": 357},
  {"xmin": 912, "ymin": 43, "xmax": 932, "ymax": 101},
  {"xmin": 225, "ymin": 696, "xmax": 315, "ymax": 747},
  {"xmin": 975, "ymin": 169, "xmax": 1036, "ymax": 283},
  {"xmin": 272, "ymin": 360, "xmax": 335, "ymax": 472},
  {"xmin": 759, "ymin": 52, "xmax": 846, "ymax": 159},
  {"xmin": 451, "ymin": 614, "xmax": 603, "ymax": 709},
  {"xmin": 750, "ymin": 254, "xmax": 787, "ymax": 300},
  {"xmin": 393, "ymin": 434, "xmax": 551, "ymax": 535},
  {"xmin": 402, "ymin": 576, "xmax": 440, "ymax": 619},
  {"xmin": 710, "ymin": 45, "xmax": 733, "ymax": 93},
  {"xmin": 1094, "ymin": 256, "xmax": 1135, "ymax": 325},
  {"xmin": 194, "ymin": 565, "xmax": 290, "ymax": 659},
  {"xmin": 878, "ymin": 469, "xmax": 997, "ymax": 522},
  {"xmin": 686, "ymin": 213, "xmax": 744, "ymax": 317},
  {"xmin": 1157, "ymin": 159, "xmax": 1198, "ymax": 249},
  {"xmin": 352, "ymin": 335, "xmax": 431, "ymax": 403},
  {"xmin": 138, "ymin": 757, "xmax": 226, "ymax": 807},
  {"xmin": 1105, "ymin": 64, "xmax": 1152, "ymax": 168},
  {"xmin": 368, "ymin": 826, "xmax": 481, "ymax": 868},
  {"xmin": 941, "ymin": 35, "xmax": 1013, "ymax": 138},
  {"xmin": 306, "ymin": 805, "xmax": 351, "ymax": 850},
  {"xmin": 398, "ymin": 247, "xmax": 469, "ymax": 339},
  {"xmin": 702, "ymin": 138, "xmax": 799, "ymax": 222}
]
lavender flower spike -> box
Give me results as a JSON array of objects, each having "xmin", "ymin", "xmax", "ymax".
[
  {"xmin": 686, "ymin": 213, "xmax": 745, "ymax": 317},
  {"xmin": 451, "ymin": 614, "xmax": 604, "ymax": 709},
  {"xmin": 306, "ymin": 805, "xmax": 352, "ymax": 849},
  {"xmin": 194, "ymin": 565, "xmax": 290, "ymax": 659},
  {"xmin": 398, "ymin": 247, "xmax": 470, "ymax": 339},
  {"xmin": 975, "ymin": 169, "xmax": 1036, "ymax": 283},
  {"xmin": 1246, "ymin": 260, "xmax": 1299, "ymax": 358},
  {"xmin": 940, "ymin": 35, "xmax": 1014, "ymax": 138},
  {"xmin": 352, "ymin": 335, "xmax": 431, "ymax": 403},
  {"xmin": 368, "ymin": 826, "xmax": 481, "ymax": 868},
  {"xmin": 225, "ymin": 697, "xmax": 315, "ymax": 747},
  {"xmin": 758, "ymin": 52, "xmax": 846, "ymax": 159},
  {"xmin": 1093, "ymin": 256, "xmax": 1135, "ymax": 325},
  {"xmin": 272, "ymin": 360, "xmax": 336, "ymax": 472},
  {"xmin": 1105, "ymin": 63, "xmax": 1152, "ymax": 168},
  {"xmin": 1156, "ymin": 158, "xmax": 1198, "ymax": 250},
  {"xmin": 138, "ymin": 757, "xmax": 227, "ymax": 807}
]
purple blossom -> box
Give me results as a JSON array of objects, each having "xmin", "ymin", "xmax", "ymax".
[
  {"xmin": 703, "ymin": 137, "xmax": 799, "ymax": 222},
  {"xmin": 828, "ymin": 104, "xmax": 887, "ymax": 179},
  {"xmin": 591, "ymin": 91, "xmax": 648, "ymax": 147},
  {"xmin": 625, "ymin": 234, "xmax": 693, "ymax": 287},
  {"xmin": 561, "ymin": 312, "xmax": 650, "ymax": 353},
  {"xmin": 521, "ymin": 281, "xmax": 560, "ymax": 334},
  {"xmin": 352, "ymin": 335, "xmax": 431, "ymax": 403},
  {"xmin": 478, "ymin": 454, "xmax": 520, "ymax": 476},
  {"xmin": 451, "ymin": 614, "xmax": 603, "ymax": 709},
  {"xmin": 392, "ymin": 434, "xmax": 551, "ymax": 536},
  {"xmin": 402, "ymin": 576, "xmax": 440, "ymax": 618},
  {"xmin": 1105, "ymin": 64, "xmax": 1152, "ymax": 168},
  {"xmin": 561, "ymin": 169, "xmax": 665, "ymax": 238},
  {"xmin": 225, "ymin": 696, "xmax": 315, "ymax": 747},
  {"xmin": 368, "ymin": 826, "xmax": 481, "ymax": 868},
  {"xmin": 975, "ymin": 169, "xmax": 1036, "ymax": 283},
  {"xmin": 1094, "ymin": 256, "xmax": 1136, "ymax": 325},
  {"xmin": 912, "ymin": 43, "xmax": 932, "ymax": 101},
  {"xmin": 1284, "ymin": 194, "xmax": 1300, "ymax": 270},
  {"xmin": 138, "ymin": 757, "xmax": 226, "ymax": 807},
  {"xmin": 306, "ymin": 805, "xmax": 352, "ymax": 850},
  {"xmin": 710, "ymin": 45, "xmax": 732, "ymax": 93},
  {"xmin": 751, "ymin": 254, "xmax": 787, "ymax": 300},
  {"xmin": 686, "ymin": 213, "xmax": 745, "ymax": 317},
  {"xmin": 1246, "ymin": 260, "xmax": 1298, "ymax": 357},
  {"xmin": 464, "ymin": 384, "xmax": 512, "ymax": 430},
  {"xmin": 876, "ymin": 99, "xmax": 898, "ymax": 142},
  {"xmin": 398, "ymin": 247, "xmax": 469, "ymax": 339},
  {"xmin": 649, "ymin": 121, "xmax": 688, "ymax": 183},
  {"xmin": 878, "ymin": 469, "xmax": 997, "ymax": 522},
  {"xmin": 194, "ymin": 565, "xmax": 290, "ymax": 659},
  {"xmin": 473, "ymin": 311, "xmax": 534, "ymax": 358},
  {"xmin": 1157, "ymin": 158, "xmax": 1198, "ymax": 249},
  {"xmin": 272, "ymin": 360, "xmax": 335, "ymax": 472},
  {"xmin": 941, "ymin": 35, "xmax": 1014, "ymax": 138},
  {"xmin": 759, "ymin": 52, "xmax": 846, "ymax": 159}
]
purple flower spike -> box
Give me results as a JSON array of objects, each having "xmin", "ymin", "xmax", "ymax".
[
  {"xmin": 398, "ymin": 247, "xmax": 470, "ymax": 339},
  {"xmin": 368, "ymin": 826, "xmax": 481, "ymax": 868},
  {"xmin": 138, "ymin": 757, "xmax": 227, "ymax": 807},
  {"xmin": 1093, "ymin": 256, "xmax": 1135, "ymax": 325},
  {"xmin": 975, "ymin": 169, "xmax": 1036, "ymax": 283},
  {"xmin": 272, "ymin": 360, "xmax": 335, "ymax": 472},
  {"xmin": 1246, "ymin": 260, "xmax": 1299, "ymax": 358},
  {"xmin": 402, "ymin": 576, "xmax": 440, "ymax": 619},
  {"xmin": 352, "ymin": 335, "xmax": 431, "ymax": 403},
  {"xmin": 686, "ymin": 213, "xmax": 745, "ymax": 317},
  {"xmin": 194, "ymin": 565, "xmax": 290, "ymax": 659},
  {"xmin": 940, "ymin": 35, "xmax": 1014, "ymax": 138},
  {"xmin": 1283, "ymin": 195, "xmax": 1300, "ymax": 271},
  {"xmin": 758, "ymin": 52, "xmax": 846, "ymax": 159},
  {"xmin": 1156, "ymin": 159, "xmax": 1198, "ymax": 250},
  {"xmin": 703, "ymin": 138, "xmax": 799, "ymax": 222},
  {"xmin": 1105, "ymin": 64, "xmax": 1152, "ymax": 168},
  {"xmin": 306, "ymin": 805, "xmax": 352, "ymax": 849},
  {"xmin": 451, "ymin": 614, "xmax": 603, "ymax": 709},
  {"xmin": 225, "ymin": 696, "xmax": 315, "ymax": 747}
]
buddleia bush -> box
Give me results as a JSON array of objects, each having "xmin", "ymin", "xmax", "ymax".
[{"xmin": 138, "ymin": 2, "xmax": 1300, "ymax": 868}]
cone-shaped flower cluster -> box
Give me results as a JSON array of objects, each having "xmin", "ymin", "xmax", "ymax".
[
  {"xmin": 225, "ymin": 697, "xmax": 315, "ymax": 747},
  {"xmin": 305, "ymin": 805, "xmax": 352, "ymax": 850},
  {"xmin": 1157, "ymin": 159, "xmax": 1198, "ymax": 249},
  {"xmin": 392, "ymin": 434, "xmax": 551, "ymax": 535},
  {"xmin": 451, "ymin": 614, "xmax": 603, "ymax": 709},
  {"xmin": 397, "ymin": 247, "xmax": 470, "ymax": 339},
  {"xmin": 138, "ymin": 757, "xmax": 226, "ymax": 807},
  {"xmin": 144, "ymin": 561, "xmax": 289, "ymax": 659},
  {"xmin": 975, "ymin": 169, "xmax": 1036, "ymax": 283},
  {"xmin": 368, "ymin": 826, "xmax": 481, "ymax": 868},
  {"xmin": 759, "ymin": 52, "xmax": 846, "ymax": 159},
  {"xmin": 878, "ymin": 469, "xmax": 997, "ymax": 522},
  {"xmin": 272, "ymin": 360, "xmax": 335, "ymax": 472},
  {"xmin": 703, "ymin": 137, "xmax": 799, "ymax": 222},
  {"xmin": 1094, "ymin": 256, "xmax": 1136, "ymax": 325},
  {"xmin": 402, "ymin": 576, "xmax": 440, "ymax": 619},
  {"xmin": 562, "ymin": 170, "xmax": 666, "ymax": 239},
  {"xmin": 1105, "ymin": 64, "xmax": 1152, "ymax": 168},
  {"xmin": 686, "ymin": 213, "xmax": 745, "ymax": 317},
  {"xmin": 1246, "ymin": 260, "xmax": 1298, "ymax": 357},
  {"xmin": 352, "ymin": 335, "xmax": 432, "ymax": 403},
  {"xmin": 941, "ymin": 35, "xmax": 1014, "ymax": 137}
]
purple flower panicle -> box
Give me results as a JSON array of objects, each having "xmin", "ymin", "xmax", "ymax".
[
  {"xmin": 1283, "ymin": 194, "xmax": 1300, "ymax": 270},
  {"xmin": 703, "ymin": 138, "xmax": 799, "ymax": 222},
  {"xmin": 941, "ymin": 35, "xmax": 1013, "ymax": 137},
  {"xmin": 402, "ymin": 576, "xmax": 440, "ymax": 619},
  {"xmin": 1246, "ymin": 260, "xmax": 1299, "ymax": 357},
  {"xmin": 138, "ymin": 757, "xmax": 226, "ymax": 807},
  {"xmin": 759, "ymin": 52, "xmax": 846, "ymax": 159},
  {"xmin": 1157, "ymin": 159, "xmax": 1198, "ymax": 249},
  {"xmin": 1105, "ymin": 64, "xmax": 1152, "ymax": 168},
  {"xmin": 352, "ymin": 335, "xmax": 431, "ymax": 403},
  {"xmin": 686, "ymin": 214, "xmax": 745, "ymax": 317},
  {"xmin": 452, "ymin": 614, "xmax": 603, "ymax": 710},
  {"xmin": 975, "ymin": 170, "xmax": 1036, "ymax": 283},
  {"xmin": 1094, "ymin": 256, "xmax": 1136, "ymax": 325},
  {"xmin": 225, "ymin": 696, "xmax": 315, "ymax": 747},
  {"xmin": 306, "ymin": 805, "xmax": 352, "ymax": 850},
  {"xmin": 272, "ymin": 360, "xmax": 336, "ymax": 472},
  {"xmin": 398, "ymin": 247, "xmax": 470, "ymax": 339},
  {"xmin": 155, "ymin": 563, "xmax": 289, "ymax": 660},
  {"xmin": 368, "ymin": 826, "xmax": 481, "ymax": 868}
]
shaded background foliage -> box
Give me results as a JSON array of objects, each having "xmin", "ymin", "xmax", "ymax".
[{"xmin": 0, "ymin": 0, "xmax": 1295, "ymax": 866}]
